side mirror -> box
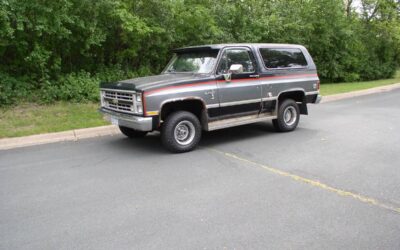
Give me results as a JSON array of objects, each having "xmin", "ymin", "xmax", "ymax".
[
  {"xmin": 229, "ymin": 64, "xmax": 244, "ymax": 74},
  {"xmin": 222, "ymin": 64, "xmax": 243, "ymax": 82}
]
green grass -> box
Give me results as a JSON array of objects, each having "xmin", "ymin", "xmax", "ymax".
[
  {"xmin": 1, "ymin": 71, "xmax": 399, "ymax": 139},
  {"xmin": 320, "ymin": 70, "xmax": 400, "ymax": 96},
  {"xmin": 0, "ymin": 102, "xmax": 107, "ymax": 138}
]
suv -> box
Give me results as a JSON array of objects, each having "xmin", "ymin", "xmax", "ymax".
[{"xmin": 100, "ymin": 43, "xmax": 321, "ymax": 153}]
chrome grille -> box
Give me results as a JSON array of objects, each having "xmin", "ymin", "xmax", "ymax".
[
  {"xmin": 101, "ymin": 89, "xmax": 139, "ymax": 114},
  {"xmin": 104, "ymin": 91, "xmax": 134, "ymax": 102},
  {"xmin": 107, "ymin": 102, "xmax": 132, "ymax": 112}
]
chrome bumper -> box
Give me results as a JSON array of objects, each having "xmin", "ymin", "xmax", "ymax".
[
  {"xmin": 315, "ymin": 94, "xmax": 322, "ymax": 104},
  {"xmin": 100, "ymin": 108, "xmax": 153, "ymax": 132}
]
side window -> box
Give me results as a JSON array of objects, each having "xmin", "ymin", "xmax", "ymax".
[
  {"xmin": 259, "ymin": 48, "xmax": 308, "ymax": 69},
  {"xmin": 217, "ymin": 49, "xmax": 256, "ymax": 74}
]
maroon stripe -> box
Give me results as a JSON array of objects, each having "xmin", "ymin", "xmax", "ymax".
[{"xmin": 144, "ymin": 73, "xmax": 318, "ymax": 96}]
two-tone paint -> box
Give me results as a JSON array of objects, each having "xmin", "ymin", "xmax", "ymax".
[{"xmin": 100, "ymin": 43, "xmax": 321, "ymax": 131}]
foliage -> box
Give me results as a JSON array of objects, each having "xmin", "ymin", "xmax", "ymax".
[
  {"xmin": 0, "ymin": 72, "xmax": 32, "ymax": 105},
  {"xmin": 0, "ymin": 0, "xmax": 399, "ymax": 106},
  {"xmin": 40, "ymin": 71, "xmax": 100, "ymax": 103}
]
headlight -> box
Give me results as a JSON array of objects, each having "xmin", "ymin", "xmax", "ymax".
[
  {"xmin": 136, "ymin": 94, "xmax": 142, "ymax": 102},
  {"xmin": 100, "ymin": 91, "xmax": 105, "ymax": 106},
  {"xmin": 136, "ymin": 105, "xmax": 143, "ymax": 114},
  {"xmin": 135, "ymin": 93, "xmax": 143, "ymax": 114}
]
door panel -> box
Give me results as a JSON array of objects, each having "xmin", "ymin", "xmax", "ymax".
[{"xmin": 216, "ymin": 48, "xmax": 262, "ymax": 117}]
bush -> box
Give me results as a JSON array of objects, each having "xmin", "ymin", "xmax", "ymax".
[
  {"xmin": 40, "ymin": 71, "xmax": 100, "ymax": 103},
  {"xmin": 37, "ymin": 67, "xmax": 139, "ymax": 104},
  {"xmin": 95, "ymin": 66, "xmax": 138, "ymax": 83},
  {"xmin": 0, "ymin": 73, "xmax": 32, "ymax": 106},
  {"xmin": 0, "ymin": 66, "xmax": 143, "ymax": 106}
]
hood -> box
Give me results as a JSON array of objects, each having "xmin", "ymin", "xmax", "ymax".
[{"xmin": 100, "ymin": 73, "xmax": 215, "ymax": 92}]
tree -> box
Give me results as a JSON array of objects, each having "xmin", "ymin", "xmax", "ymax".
[{"xmin": 1, "ymin": 0, "xmax": 399, "ymax": 105}]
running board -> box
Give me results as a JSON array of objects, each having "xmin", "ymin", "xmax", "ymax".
[{"xmin": 207, "ymin": 113, "xmax": 277, "ymax": 131}]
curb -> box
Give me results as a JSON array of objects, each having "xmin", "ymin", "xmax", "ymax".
[
  {"xmin": 0, "ymin": 125, "xmax": 120, "ymax": 150},
  {"xmin": 1, "ymin": 82, "xmax": 400, "ymax": 150}
]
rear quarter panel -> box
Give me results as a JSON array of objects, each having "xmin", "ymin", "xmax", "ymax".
[{"xmin": 253, "ymin": 45, "xmax": 319, "ymax": 98}]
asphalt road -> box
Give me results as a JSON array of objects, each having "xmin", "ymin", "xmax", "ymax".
[{"xmin": 1, "ymin": 89, "xmax": 400, "ymax": 250}]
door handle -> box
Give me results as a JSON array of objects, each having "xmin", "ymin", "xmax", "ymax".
[{"xmin": 249, "ymin": 74, "xmax": 260, "ymax": 78}]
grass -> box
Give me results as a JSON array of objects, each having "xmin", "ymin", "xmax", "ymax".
[
  {"xmin": 0, "ymin": 71, "xmax": 399, "ymax": 138},
  {"xmin": 320, "ymin": 70, "xmax": 400, "ymax": 96},
  {"xmin": 0, "ymin": 102, "xmax": 107, "ymax": 138}
]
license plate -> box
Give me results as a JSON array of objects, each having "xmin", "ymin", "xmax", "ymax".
[{"xmin": 110, "ymin": 117, "xmax": 119, "ymax": 126}]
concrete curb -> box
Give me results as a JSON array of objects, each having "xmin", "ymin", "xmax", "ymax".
[
  {"xmin": 1, "ymin": 82, "xmax": 400, "ymax": 150},
  {"xmin": 0, "ymin": 125, "xmax": 120, "ymax": 150}
]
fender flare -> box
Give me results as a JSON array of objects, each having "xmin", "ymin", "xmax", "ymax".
[{"xmin": 275, "ymin": 88, "xmax": 308, "ymax": 115}]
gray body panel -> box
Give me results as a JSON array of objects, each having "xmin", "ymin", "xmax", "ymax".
[
  {"xmin": 101, "ymin": 74, "xmax": 213, "ymax": 92},
  {"xmin": 144, "ymin": 79, "xmax": 219, "ymax": 113},
  {"xmin": 99, "ymin": 43, "xmax": 321, "ymax": 131},
  {"xmin": 217, "ymin": 80, "xmax": 260, "ymax": 104}
]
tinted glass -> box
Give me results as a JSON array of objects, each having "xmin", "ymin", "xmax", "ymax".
[
  {"xmin": 259, "ymin": 48, "xmax": 308, "ymax": 68},
  {"xmin": 165, "ymin": 50, "xmax": 218, "ymax": 74},
  {"xmin": 217, "ymin": 49, "xmax": 255, "ymax": 74}
]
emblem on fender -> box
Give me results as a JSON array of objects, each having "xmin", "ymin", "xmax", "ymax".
[{"xmin": 205, "ymin": 90, "xmax": 215, "ymax": 100}]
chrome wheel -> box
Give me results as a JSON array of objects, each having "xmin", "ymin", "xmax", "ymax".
[
  {"xmin": 283, "ymin": 106, "xmax": 297, "ymax": 126},
  {"xmin": 174, "ymin": 120, "xmax": 195, "ymax": 146}
]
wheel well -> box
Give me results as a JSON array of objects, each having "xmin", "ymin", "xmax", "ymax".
[
  {"xmin": 278, "ymin": 91, "xmax": 308, "ymax": 115},
  {"xmin": 160, "ymin": 99, "xmax": 205, "ymax": 122},
  {"xmin": 278, "ymin": 91, "xmax": 305, "ymax": 103}
]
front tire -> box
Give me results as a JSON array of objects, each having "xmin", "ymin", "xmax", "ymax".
[
  {"xmin": 161, "ymin": 111, "xmax": 202, "ymax": 153},
  {"xmin": 272, "ymin": 99, "xmax": 300, "ymax": 132},
  {"xmin": 119, "ymin": 126, "xmax": 148, "ymax": 138}
]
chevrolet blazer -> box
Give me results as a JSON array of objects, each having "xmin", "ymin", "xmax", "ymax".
[{"xmin": 100, "ymin": 43, "xmax": 321, "ymax": 153}]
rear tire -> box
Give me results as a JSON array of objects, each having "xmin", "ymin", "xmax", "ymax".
[
  {"xmin": 161, "ymin": 111, "xmax": 202, "ymax": 153},
  {"xmin": 119, "ymin": 126, "xmax": 148, "ymax": 138},
  {"xmin": 273, "ymin": 98, "xmax": 300, "ymax": 132}
]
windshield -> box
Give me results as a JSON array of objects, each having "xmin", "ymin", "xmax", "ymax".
[{"xmin": 164, "ymin": 50, "xmax": 219, "ymax": 74}]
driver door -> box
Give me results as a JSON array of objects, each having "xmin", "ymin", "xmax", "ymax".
[{"xmin": 216, "ymin": 47, "xmax": 262, "ymax": 117}]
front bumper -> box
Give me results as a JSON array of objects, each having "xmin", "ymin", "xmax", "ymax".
[{"xmin": 100, "ymin": 108, "xmax": 153, "ymax": 132}]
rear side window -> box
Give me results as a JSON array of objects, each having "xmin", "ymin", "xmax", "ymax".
[{"xmin": 259, "ymin": 48, "xmax": 308, "ymax": 69}]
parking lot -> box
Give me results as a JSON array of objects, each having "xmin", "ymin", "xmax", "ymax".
[{"xmin": 1, "ymin": 89, "xmax": 400, "ymax": 249}]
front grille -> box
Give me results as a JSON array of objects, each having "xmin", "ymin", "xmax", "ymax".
[
  {"xmin": 101, "ymin": 89, "xmax": 139, "ymax": 114},
  {"xmin": 104, "ymin": 91, "xmax": 134, "ymax": 102},
  {"xmin": 107, "ymin": 102, "xmax": 132, "ymax": 112}
]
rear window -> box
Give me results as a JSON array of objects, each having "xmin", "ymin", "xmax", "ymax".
[{"xmin": 259, "ymin": 48, "xmax": 308, "ymax": 69}]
